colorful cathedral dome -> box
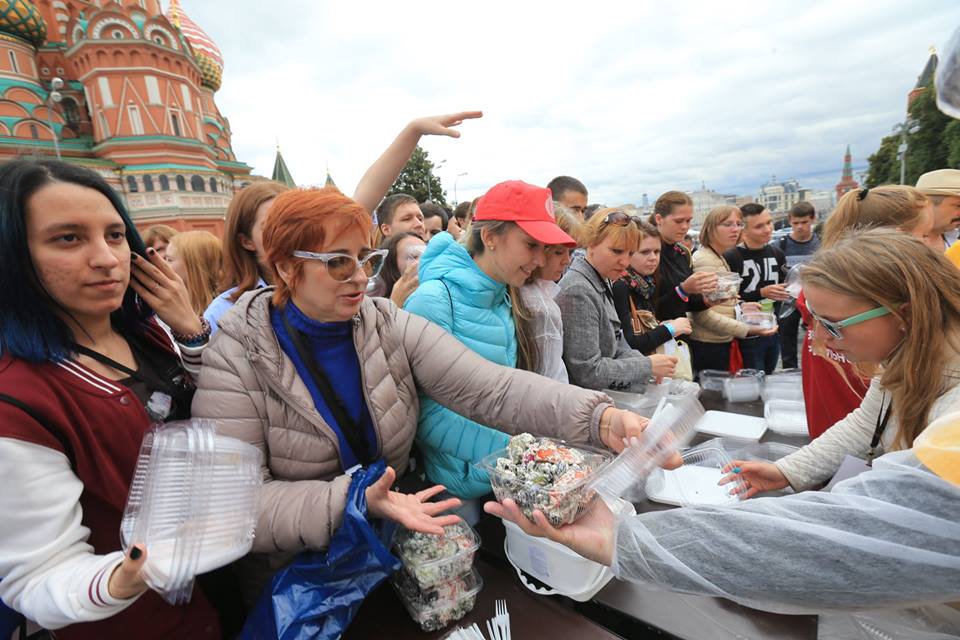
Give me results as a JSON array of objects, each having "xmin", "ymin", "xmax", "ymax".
[
  {"xmin": 166, "ymin": 0, "xmax": 223, "ymax": 91},
  {"xmin": 0, "ymin": 0, "xmax": 46, "ymax": 47}
]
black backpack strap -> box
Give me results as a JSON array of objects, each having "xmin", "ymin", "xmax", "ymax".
[{"xmin": 0, "ymin": 393, "xmax": 76, "ymax": 472}]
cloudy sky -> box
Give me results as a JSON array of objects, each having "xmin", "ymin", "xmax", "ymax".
[{"xmin": 185, "ymin": 0, "xmax": 960, "ymax": 206}]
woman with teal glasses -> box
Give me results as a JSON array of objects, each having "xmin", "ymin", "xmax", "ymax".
[{"xmin": 723, "ymin": 229, "xmax": 960, "ymax": 497}]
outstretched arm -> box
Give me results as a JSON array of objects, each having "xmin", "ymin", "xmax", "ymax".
[{"xmin": 352, "ymin": 111, "xmax": 483, "ymax": 214}]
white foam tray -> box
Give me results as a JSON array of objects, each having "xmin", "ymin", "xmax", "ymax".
[
  {"xmin": 646, "ymin": 465, "xmax": 735, "ymax": 507},
  {"xmin": 694, "ymin": 410, "xmax": 767, "ymax": 442}
]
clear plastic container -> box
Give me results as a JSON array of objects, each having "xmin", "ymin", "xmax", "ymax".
[
  {"xmin": 762, "ymin": 377, "xmax": 805, "ymax": 402},
  {"xmin": 604, "ymin": 389, "xmax": 662, "ymax": 417},
  {"xmin": 478, "ymin": 436, "xmax": 612, "ymax": 526},
  {"xmin": 394, "ymin": 567, "xmax": 482, "ymax": 632},
  {"xmin": 646, "ymin": 446, "xmax": 747, "ymax": 507},
  {"xmin": 733, "ymin": 441, "xmax": 800, "ymax": 462},
  {"xmin": 121, "ymin": 419, "xmax": 262, "ymax": 604},
  {"xmin": 394, "ymin": 520, "xmax": 480, "ymax": 589},
  {"xmin": 723, "ymin": 373, "xmax": 762, "ymax": 403},
  {"xmin": 705, "ymin": 271, "xmax": 742, "ymax": 303},
  {"xmin": 699, "ymin": 369, "xmax": 732, "ymax": 392},
  {"xmin": 764, "ymin": 399, "xmax": 809, "ymax": 436},
  {"xmin": 587, "ymin": 395, "xmax": 704, "ymax": 499},
  {"xmin": 742, "ymin": 311, "xmax": 777, "ymax": 329}
]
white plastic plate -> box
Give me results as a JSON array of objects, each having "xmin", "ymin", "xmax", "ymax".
[{"xmin": 694, "ymin": 410, "xmax": 767, "ymax": 442}]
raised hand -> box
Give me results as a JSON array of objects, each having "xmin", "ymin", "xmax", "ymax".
[
  {"xmin": 720, "ymin": 459, "xmax": 790, "ymax": 499},
  {"xmin": 484, "ymin": 497, "xmax": 616, "ymax": 567},
  {"xmin": 666, "ymin": 317, "xmax": 692, "ymax": 336},
  {"xmin": 650, "ymin": 354, "xmax": 678, "ymax": 381},
  {"xmin": 389, "ymin": 262, "xmax": 419, "ymax": 308},
  {"xmin": 129, "ymin": 248, "xmax": 201, "ymax": 336},
  {"xmin": 681, "ymin": 271, "xmax": 718, "ymax": 295},
  {"xmin": 598, "ymin": 408, "xmax": 683, "ymax": 468},
  {"xmin": 410, "ymin": 111, "xmax": 483, "ymax": 138},
  {"xmin": 365, "ymin": 466, "xmax": 463, "ymax": 535}
]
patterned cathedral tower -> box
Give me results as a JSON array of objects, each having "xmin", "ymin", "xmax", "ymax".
[{"xmin": 0, "ymin": 0, "xmax": 252, "ymax": 234}]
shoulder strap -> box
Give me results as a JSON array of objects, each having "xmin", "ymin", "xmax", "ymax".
[
  {"xmin": 778, "ymin": 235, "xmax": 788, "ymax": 252},
  {"xmin": 281, "ymin": 314, "xmax": 373, "ymax": 467},
  {"xmin": 439, "ymin": 279, "xmax": 456, "ymax": 333},
  {"xmin": 0, "ymin": 393, "xmax": 76, "ymax": 472}
]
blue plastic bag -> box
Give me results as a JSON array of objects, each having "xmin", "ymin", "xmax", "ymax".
[{"xmin": 240, "ymin": 460, "xmax": 401, "ymax": 640}]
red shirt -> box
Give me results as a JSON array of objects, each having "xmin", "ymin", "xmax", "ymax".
[
  {"xmin": 0, "ymin": 323, "xmax": 219, "ymax": 640},
  {"xmin": 798, "ymin": 292, "xmax": 871, "ymax": 438}
]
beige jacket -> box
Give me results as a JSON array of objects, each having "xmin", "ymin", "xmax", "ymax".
[
  {"xmin": 192, "ymin": 287, "xmax": 613, "ymax": 554},
  {"xmin": 689, "ymin": 246, "xmax": 750, "ymax": 344}
]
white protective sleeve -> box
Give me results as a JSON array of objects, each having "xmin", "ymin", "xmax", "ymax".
[
  {"xmin": 0, "ymin": 438, "xmax": 141, "ymax": 629},
  {"xmin": 612, "ymin": 449, "xmax": 960, "ymax": 615}
]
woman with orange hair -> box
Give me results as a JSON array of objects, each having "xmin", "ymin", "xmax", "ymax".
[{"xmin": 191, "ymin": 187, "xmax": 654, "ymax": 605}]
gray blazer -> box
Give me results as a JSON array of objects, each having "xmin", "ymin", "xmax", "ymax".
[{"xmin": 557, "ymin": 256, "xmax": 652, "ymax": 391}]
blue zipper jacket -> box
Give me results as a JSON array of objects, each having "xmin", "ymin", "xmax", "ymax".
[{"xmin": 403, "ymin": 232, "xmax": 515, "ymax": 497}]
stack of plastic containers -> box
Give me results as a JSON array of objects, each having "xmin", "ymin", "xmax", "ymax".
[
  {"xmin": 764, "ymin": 399, "xmax": 809, "ymax": 436},
  {"xmin": 699, "ymin": 369, "xmax": 732, "ymax": 393},
  {"xmin": 605, "ymin": 379, "xmax": 701, "ymax": 417},
  {"xmin": 392, "ymin": 521, "xmax": 483, "ymax": 631},
  {"xmin": 722, "ymin": 369, "xmax": 764, "ymax": 402},
  {"xmin": 120, "ymin": 419, "xmax": 262, "ymax": 604}
]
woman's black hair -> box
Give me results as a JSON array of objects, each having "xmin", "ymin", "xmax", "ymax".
[
  {"xmin": 378, "ymin": 231, "xmax": 423, "ymax": 298},
  {"xmin": 0, "ymin": 159, "xmax": 153, "ymax": 362}
]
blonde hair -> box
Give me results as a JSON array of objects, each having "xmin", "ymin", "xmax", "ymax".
[
  {"xmin": 801, "ymin": 229, "xmax": 960, "ymax": 449},
  {"xmin": 699, "ymin": 205, "xmax": 741, "ymax": 250},
  {"xmin": 143, "ymin": 224, "xmax": 177, "ymax": 247},
  {"xmin": 580, "ymin": 207, "xmax": 641, "ymax": 249},
  {"xmin": 822, "ymin": 186, "xmax": 929, "ymax": 248},
  {"xmin": 528, "ymin": 205, "xmax": 584, "ymax": 283},
  {"xmin": 168, "ymin": 231, "xmax": 223, "ymax": 315}
]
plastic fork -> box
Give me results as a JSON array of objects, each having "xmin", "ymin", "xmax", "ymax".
[{"xmin": 495, "ymin": 599, "xmax": 511, "ymax": 640}]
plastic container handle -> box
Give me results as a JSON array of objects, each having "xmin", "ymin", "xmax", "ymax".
[{"xmin": 505, "ymin": 540, "xmax": 611, "ymax": 598}]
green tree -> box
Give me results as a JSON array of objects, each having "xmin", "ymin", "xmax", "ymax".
[
  {"xmin": 866, "ymin": 81, "xmax": 959, "ymax": 186},
  {"xmin": 386, "ymin": 145, "xmax": 448, "ymax": 207}
]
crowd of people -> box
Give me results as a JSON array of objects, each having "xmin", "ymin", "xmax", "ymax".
[{"xmin": 0, "ymin": 108, "xmax": 959, "ymax": 638}]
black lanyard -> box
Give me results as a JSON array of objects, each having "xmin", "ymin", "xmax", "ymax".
[
  {"xmin": 866, "ymin": 393, "xmax": 893, "ymax": 465},
  {"xmin": 71, "ymin": 335, "xmax": 194, "ymax": 412},
  {"xmin": 282, "ymin": 314, "xmax": 374, "ymax": 467}
]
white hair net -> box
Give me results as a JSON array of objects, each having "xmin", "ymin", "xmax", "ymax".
[{"xmin": 611, "ymin": 449, "xmax": 960, "ymax": 615}]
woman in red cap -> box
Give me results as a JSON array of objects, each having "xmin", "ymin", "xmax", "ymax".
[{"xmin": 404, "ymin": 180, "xmax": 599, "ymax": 499}]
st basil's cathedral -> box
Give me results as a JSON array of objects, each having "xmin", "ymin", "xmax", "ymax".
[{"xmin": 0, "ymin": 0, "xmax": 253, "ymax": 234}]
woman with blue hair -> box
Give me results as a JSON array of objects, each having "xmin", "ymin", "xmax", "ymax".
[{"xmin": 0, "ymin": 160, "xmax": 219, "ymax": 638}]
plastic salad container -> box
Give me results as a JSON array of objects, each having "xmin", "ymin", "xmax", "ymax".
[
  {"xmin": 646, "ymin": 446, "xmax": 747, "ymax": 507},
  {"xmin": 394, "ymin": 520, "xmax": 480, "ymax": 589},
  {"xmin": 762, "ymin": 376, "xmax": 805, "ymax": 402},
  {"xmin": 605, "ymin": 379, "xmax": 701, "ymax": 417},
  {"xmin": 699, "ymin": 369, "xmax": 732, "ymax": 392},
  {"xmin": 742, "ymin": 311, "xmax": 777, "ymax": 329},
  {"xmin": 705, "ymin": 271, "xmax": 742, "ymax": 303},
  {"xmin": 764, "ymin": 399, "xmax": 809, "ymax": 436},
  {"xmin": 479, "ymin": 434, "xmax": 612, "ymax": 526},
  {"xmin": 394, "ymin": 567, "xmax": 482, "ymax": 632},
  {"xmin": 121, "ymin": 419, "xmax": 262, "ymax": 605}
]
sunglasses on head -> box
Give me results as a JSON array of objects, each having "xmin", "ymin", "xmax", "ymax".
[{"xmin": 602, "ymin": 211, "xmax": 644, "ymax": 227}]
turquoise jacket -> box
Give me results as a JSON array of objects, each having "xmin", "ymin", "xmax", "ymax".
[{"xmin": 404, "ymin": 232, "xmax": 515, "ymax": 498}]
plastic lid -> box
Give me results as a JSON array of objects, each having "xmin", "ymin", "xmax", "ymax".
[
  {"xmin": 588, "ymin": 395, "xmax": 704, "ymax": 499},
  {"xmin": 695, "ymin": 410, "xmax": 767, "ymax": 442}
]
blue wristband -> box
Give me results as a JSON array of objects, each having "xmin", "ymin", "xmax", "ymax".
[
  {"xmin": 675, "ymin": 286, "xmax": 689, "ymax": 302},
  {"xmin": 664, "ymin": 322, "xmax": 676, "ymax": 337}
]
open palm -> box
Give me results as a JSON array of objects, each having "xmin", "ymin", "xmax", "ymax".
[{"xmin": 365, "ymin": 467, "xmax": 463, "ymax": 535}]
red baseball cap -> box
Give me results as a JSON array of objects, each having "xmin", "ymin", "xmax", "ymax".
[{"xmin": 474, "ymin": 180, "xmax": 577, "ymax": 247}]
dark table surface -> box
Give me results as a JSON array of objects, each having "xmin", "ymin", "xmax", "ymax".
[{"xmin": 350, "ymin": 389, "xmax": 819, "ymax": 640}]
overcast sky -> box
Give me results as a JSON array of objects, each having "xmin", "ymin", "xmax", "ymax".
[{"xmin": 185, "ymin": 0, "xmax": 960, "ymax": 206}]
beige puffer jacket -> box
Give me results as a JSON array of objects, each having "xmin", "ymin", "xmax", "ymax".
[
  {"xmin": 689, "ymin": 246, "xmax": 750, "ymax": 343},
  {"xmin": 192, "ymin": 287, "xmax": 613, "ymax": 553}
]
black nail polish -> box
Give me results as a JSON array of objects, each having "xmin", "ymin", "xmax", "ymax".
[
  {"xmin": 147, "ymin": 248, "xmax": 155, "ymax": 255},
  {"xmin": 131, "ymin": 253, "xmax": 139, "ymax": 261},
  {"xmin": 130, "ymin": 546, "xmax": 142, "ymax": 560}
]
